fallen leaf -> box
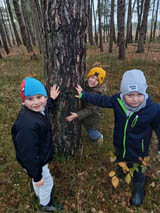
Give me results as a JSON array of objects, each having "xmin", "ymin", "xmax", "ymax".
[
  {"xmin": 112, "ymin": 176, "xmax": 119, "ymax": 188},
  {"xmin": 108, "ymin": 170, "xmax": 116, "ymax": 177}
]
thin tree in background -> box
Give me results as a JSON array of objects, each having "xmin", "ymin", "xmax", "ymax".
[
  {"xmin": 91, "ymin": 0, "xmax": 98, "ymax": 46},
  {"xmin": 4, "ymin": 0, "xmax": 16, "ymax": 45},
  {"xmin": 136, "ymin": 0, "xmax": 150, "ymax": 53},
  {"xmin": 21, "ymin": 0, "xmax": 36, "ymax": 46},
  {"xmin": 125, "ymin": 0, "xmax": 132, "ymax": 47},
  {"xmin": 98, "ymin": 0, "xmax": 103, "ymax": 51},
  {"xmin": 109, "ymin": 0, "xmax": 115, "ymax": 53},
  {"xmin": 135, "ymin": 0, "xmax": 144, "ymax": 42},
  {"xmin": 117, "ymin": 0, "xmax": 125, "ymax": 59},
  {"xmin": 149, "ymin": 0, "xmax": 156, "ymax": 41},
  {"xmin": 29, "ymin": 0, "xmax": 43, "ymax": 53},
  {"xmin": 42, "ymin": 0, "xmax": 88, "ymax": 156},
  {"xmin": 6, "ymin": 0, "xmax": 22, "ymax": 46},
  {"xmin": 88, "ymin": 0, "xmax": 94, "ymax": 45},
  {"xmin": 13, "ymin": 0, "xmax": 33, "ymax": 53},
  {"xmin": 0, "ymin": 5, "xmax": 12, "ymax": 47},
  {"xmin": 153, "ymin": 0, "xmax": 160, "ymax": 40},
  {"xmin": 0, "ymin": 19, "xmax": 9, "ymax": 54}
]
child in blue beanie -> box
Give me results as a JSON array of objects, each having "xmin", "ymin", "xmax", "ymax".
[
  {"xmin": 11, "ymin": 78, "xmax": 62, "ymax": 212},
  {"xmin": 75, "ymin": 69, "xmax": 160, "ymax": 207}
]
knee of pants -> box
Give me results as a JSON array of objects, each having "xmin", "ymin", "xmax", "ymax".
[{"xmin": 88, "ymin": 129, "xmax": 101, "ymax": 140}]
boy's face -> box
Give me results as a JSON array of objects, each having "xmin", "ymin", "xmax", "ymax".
[
  {"xmin": 88, "ymin": 75, "xmax": 99, "ymax": 87},
  {"xmin": 24, "ymin": 95, "xmax": 47, "ymax": 112},
  {"xmin": 124, "ymin": 92, "xmax": 145, "ymax": 107}
]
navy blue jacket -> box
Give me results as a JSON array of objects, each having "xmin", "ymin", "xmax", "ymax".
[
  {"xmin": 11, "ymin": 98, "xmax": 56, "ymax": 182},
  {"xmin": 81, "ymin": 91, "xmax": 160, "ymax": 162}
]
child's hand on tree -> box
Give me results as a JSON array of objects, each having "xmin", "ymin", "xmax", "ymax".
[
  {"xmin": 66, "ymin": 112, "xmax": 78, "ymax": 122},
  {"xmin": 35, "ymin": 177, "xmax": 44, "ymax": 186},
  {"xmin": 50, "ymin": 85, "xmax": 60, "ymax": 100},
  {"xmin": 75, "ymin": 85, "xmax": 83, "ymax": 98}
]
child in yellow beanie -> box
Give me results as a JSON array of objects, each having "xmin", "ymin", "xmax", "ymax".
[{"xmin": 66, "ymin": 67, "xmax": 106, "ymax": 145}]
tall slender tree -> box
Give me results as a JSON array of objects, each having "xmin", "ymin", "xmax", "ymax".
[
  {"xmin": 98, "ymin": 0, "xmax": 103, "ymax": 51},
  {"xmin": 117, "ymin": 0, "xmax": 125, "ymax": 59},
  {"xmin": 136, "ymin": 0, "xmax": 150, "ymax": 53},
  {"xmin": 42, "ymin": 0, "xmax": 88, "ymax": 156},
  {"xmin": 109, "ymin": 0, "xmax": 115, "ymax": 53},
  {"xmin": 6, "ymin": 0, "xmax": 22, "ymax": 46},
  {"xmin": 13, "ymin": 0, "xmax": 32, "ymax": 52}
]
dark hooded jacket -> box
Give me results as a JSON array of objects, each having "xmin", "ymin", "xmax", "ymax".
[
  {"xmin": 77, "ymin": 81, "xmax": 106, "ymax": 131},
  {"xmin": 11, "ymin": 98, "xmax": 56, "ymax": 182},
  {"xmin": 80, "ymin": 92, "xmax": 160, "ymax": 162}
]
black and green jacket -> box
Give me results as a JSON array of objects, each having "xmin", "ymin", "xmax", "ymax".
[{"xmin": 80, "ymin": 92, "xmax": 160, "ymax": 162}]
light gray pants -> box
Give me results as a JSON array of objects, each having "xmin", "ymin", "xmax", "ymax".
[{"xmin": 32, "ymin": 164, "xmax": 54, "ymax": 206}]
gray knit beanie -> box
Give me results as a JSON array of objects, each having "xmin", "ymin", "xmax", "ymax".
[{"xmin": 120, "ymin": 69, "xmax": 148, "ymax": 96}]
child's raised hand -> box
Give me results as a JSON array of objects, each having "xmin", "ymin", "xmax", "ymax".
[
  {"xmin": 66, "ymin": 112, "xmax": 78, "ymax": 122},
  {"xmin": 35, "ymin": 177, "xmax": 44, "ymax": 186},
  {"xmin": 75, "ymin": 85, "xmax": 83, "ymax": 98},
  {"xmin": 50, "ymin": 85, "xmax": 60, "ymax": 100}
]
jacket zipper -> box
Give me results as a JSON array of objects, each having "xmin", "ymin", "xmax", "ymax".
[{"xmin": 117, "ymin": 98, "xmax": 134, "ymax": 158}]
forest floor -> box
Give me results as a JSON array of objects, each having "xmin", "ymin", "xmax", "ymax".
[{"xmin": 1, "ymin": 42, "xmax": 160, "ymax": 213}]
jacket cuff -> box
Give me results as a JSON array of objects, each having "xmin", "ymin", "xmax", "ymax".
[{"xmin": 33, "ymin": 174, "xmax": 42, "ymax": 182}]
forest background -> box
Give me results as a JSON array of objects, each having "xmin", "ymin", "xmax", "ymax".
[{"xmin": 1, "ymin": 0, "xmax": 160, "ymax": 212}]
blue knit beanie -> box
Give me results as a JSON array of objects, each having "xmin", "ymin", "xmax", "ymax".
[{"xmin": 20, "ymin": 77, "xmax": 47, "ymax": 102}]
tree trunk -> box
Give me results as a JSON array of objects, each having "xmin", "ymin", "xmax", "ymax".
[
  {"xmin": 91, "ymin": 0, "xmax": 98, "ymax": 46},
  {"xmin": 149, "ymin": 0, "xmax": 156, "ymax": 41},
  {"xmin": 88, "ymin": 0, "xmax": 94, "ymax": 45},
  {"xmin": 4, "ymin": 0, "xmax": 16, "ymax": 45},
  {"xmin": 136, "ymin": 0, "xmax": 150, "ymax": 53},
  {"xmin": 125, "ymin": 0, "xmax": 132, "ymax": 47},
  {"xmin": 117, "ymin": 0, "xmax": 125, "ymax": 59},
  {"xmin": 21, "ymin": 0, "xmax": 36, "ymax": 46},
  {"xmin": 135, "ymin": 0, "xmax": 144, "ymax": 42},
  {"xmin": 6, "ymin": 0, "xmax": 22, "ymax": 46},
  {"xmin": 30, "ymin": 0, "xmax": 43, "ymax": 53},
  {"xmin": 98, "ymin": 0, "xmax": 103, "ymax": 51},
  {"xmin": 13, "ymin": 0, "xmax": 32, "ymax": 52},
  {"xmin": 109, "ymin": 0, "xmax": 115, "ymax": 53},
  {"xmin": 0, "ymin": 20, "xmax": 9, "ymax": 54},
  {"xmin": 0, "ymin": 6, "xmax": 12, "ymax": 47},
  {"xmin": 42, "ymin": 0, "xmax": 88, "ymax": 156},
  {"xmin": 153, "ymin": 0, "xmax": 159, "ymax": 40}
]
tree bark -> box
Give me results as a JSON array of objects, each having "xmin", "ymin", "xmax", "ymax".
[
  {"xmin": 153, "ymin": 0, "xmax": 159, "ymax": 40},
  {"xmin": 109, "ymin": 0, "xmax": 115, "ymax": 53},
  {"xmin": 42, "ymin": 0, "xmax": 88, "ymax": 156},
  {"xmin": 88, "ymin": 0, "xmax": 94, "ymax": 45},
  {"xmin": 135, "ymin": 0, "xmax": 144, "ymax": 42},
  {"xmin": 13, "ymin": 0, "xmax": 32, "ymax": 52},
  {"xmin": 136, "ymin": 0, "xmax": 150, "ymax": 53},
  {"xmin": 0, "ymin": 20, "xmax": 9, "ymax": 54},
  {"xmin": 6, "ymin": 0, "xmax": 22, "ymax": 46},
  {"xmin": 0, "ymin": 6, "xmax": 12, "ymax": 47},
  {"xmin": 98, "ymin": 0, "xmax": 103, "ymax": 51},
  {"xmin": 117, "ymin": 0, "xmax": 125, "ymax": 59}
]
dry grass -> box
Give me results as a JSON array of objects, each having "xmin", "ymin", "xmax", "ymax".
[{"xmin": 0, "ymin": 43, "xmax": 160, "ymax": 212}]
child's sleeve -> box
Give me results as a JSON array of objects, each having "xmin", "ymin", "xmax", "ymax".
[
  {"xmin": 80, "ymin": 91, "xmax": 114, "ymax": 108},
  {"xmin": 46, "ymin": 97, "xmax": 58, "ymax": 113},
  {"xmin": 77, "ymin": 102, "xmax": 98, "ymax": 120},
  {"xmin": 151, "ymin": 107, "xmax": 160, "ymax": 153},
  {"xmin": 12, "ymin": 124, "xmax": 43, "ymax": 182}
]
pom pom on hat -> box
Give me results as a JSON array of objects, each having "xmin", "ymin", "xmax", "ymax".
[
  {"xmin": 87, "ymin": 67, "xmax": 106, "ymax": 85},
  {"xmin": 20, "ymin": 77, "xmax": 47, "ymax": 102}
]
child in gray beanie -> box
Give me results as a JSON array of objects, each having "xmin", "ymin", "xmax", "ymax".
[{"xmin": 75, "ymin": 69, "xmax": 160, "ymax": 207}]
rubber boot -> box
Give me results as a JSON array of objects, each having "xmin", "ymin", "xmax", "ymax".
[{"xmin": 130, "ymin": 182, "xmax": 144, "ymax": 207}]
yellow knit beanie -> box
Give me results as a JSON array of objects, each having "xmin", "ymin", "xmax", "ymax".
[{"xmin": 87, "ymin": 67, "xmax": 106, "ymax": 85}]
